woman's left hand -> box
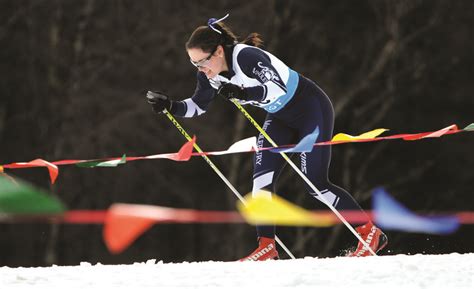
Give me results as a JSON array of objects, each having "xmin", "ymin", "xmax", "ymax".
[{"xmin": 217, "ymin": 83, "xmax": 248, "ymax": 101}]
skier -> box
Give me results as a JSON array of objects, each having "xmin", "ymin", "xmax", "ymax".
[{"xmin": 146, "ymin": 15, "xmax": 388, "ymax": 260}]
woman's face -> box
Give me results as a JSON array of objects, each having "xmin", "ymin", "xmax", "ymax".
[{"xmin": 187, "ymin": 46, "xmax": 226, "ymax": 79}]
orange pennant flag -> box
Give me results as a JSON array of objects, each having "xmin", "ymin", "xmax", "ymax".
[{"xmin": 103, "ymin": 204, "xmax": 156, "ymax": 254}]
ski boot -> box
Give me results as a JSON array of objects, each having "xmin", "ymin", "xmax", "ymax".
[
  {"xmin": 240, "ymin": 237, "xmax": 279, "ymax": 261},
  {"xmin": 347, "ymin": 222, "xmax": 388, "ymax": 257}
]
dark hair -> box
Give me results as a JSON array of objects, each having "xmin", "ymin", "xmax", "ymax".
[{"xmin": 185, "ymin": 22, "xmax": 263, "ymax": 53}]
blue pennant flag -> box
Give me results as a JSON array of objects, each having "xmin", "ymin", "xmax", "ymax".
[
  {"xmin": 271, "ymin": 126, "xmax": 320, "ymax": 153},
  {"xmin": 373, "ymin": 188, "xmax": 459, "ymax": 234}
]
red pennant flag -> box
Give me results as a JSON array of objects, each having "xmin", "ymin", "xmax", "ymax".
[
  {"xmin": 3, "ymin": 159, "xmax": 59, "ymax": 184},
  {"xmin": 402, "ymin": 125, "xmax": 459, "ymax": 141},
  {"xmin": 169, "ymin": 136, "xmax": 195, "ymax": 161}
]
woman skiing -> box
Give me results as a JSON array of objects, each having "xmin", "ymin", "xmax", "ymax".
[{"xmin": 146, "ymin": 15, "xmax": 388, "ymax": 261}]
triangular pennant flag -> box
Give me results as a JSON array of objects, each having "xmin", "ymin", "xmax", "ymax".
[
  {"xmin": 332, "ymin": 128, "xmax": 388, "ymax": 142},
  {"xmin": 0, "ymin": 176, "xmax": 66, "ymax": 214},
  {"xmin": 180, "ymin": 136, "xmax": 196, "ymax": 160},
  {"xmin": 237, "ymin": 192, "xmax": 334, "ymax": 227},
  {"xmin": 103, "ymin": 202, "xmax": 247, "ymax": 253},
  {"xmin": 0, "ymin": 172, "xmax": 17, "ymax": 185},
  {"xmin": 210, "ymin": 137, "xmax": 258, "ymax": 155},
  {"xmin": 4, "ymin": 159, "xmax": 59, "ymax": 184},
  {"xmin": 77, "ymin": 154, "xmax": 128, "ymax": 168},
  {"xmin": 373, "ymin": 188, "xmax": 459, "ymax": 234},
  {"xmin": 33, "ymin": 159, "xmax": 59, "ymax": 184},
  {"xmin": 271, "ymin": 126, "xmax": 320, "ymax": 153},
  {"xmin": 228, "ymin": 136, "xmax": 258, "ymax": 152},
  {"xmin": 420, "ymin": 124, "xmax": 458, "ymax": 139},
  {"xmin": 403, "ymin": 125, "xmax": 458, "ymax": 140},
  {"xmin": 96, "ymin": 154, "xmax": 127, "ymax": 167},
  {"xmin": 463, "ymin": 123, "xmax": 474, "ymax": 131},
  {"xmin": 169, "ymin": 136, "xmax": 195, "ymax": 161},
  {"xmin": 103, "ymin": 204, "xmax": 156, "ymax": 254}
]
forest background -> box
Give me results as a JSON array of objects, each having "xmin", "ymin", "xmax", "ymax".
[{"xmin": 0, "ymin": 0, "xmax": 472, "ymax": 266}]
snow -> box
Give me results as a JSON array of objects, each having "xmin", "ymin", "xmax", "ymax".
[{"xmin": 1, "ymin": 253, "xmax": 472, "ymax": 289}]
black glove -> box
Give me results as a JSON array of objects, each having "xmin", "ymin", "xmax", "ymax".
[
  {"xmin": 146, "ymin": 91, "xmax": 173, "ymax": 114},
  {"xmin": 217, "ymin": 83, "xmax": 248, "ymax": 101}
]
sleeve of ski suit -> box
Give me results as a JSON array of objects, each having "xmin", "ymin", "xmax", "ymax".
[
  {"xmin": 173, "ymin": 72, "xmax": 216, "ymax": 118},
  {"xmin": 237, "ymin": 47, "xmax": 288, "ymax": 102}
]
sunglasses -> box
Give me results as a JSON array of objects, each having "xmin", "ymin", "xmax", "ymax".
[{"xmin": 190, "ymin": 46, "xmax": 217, "ymax": 69}]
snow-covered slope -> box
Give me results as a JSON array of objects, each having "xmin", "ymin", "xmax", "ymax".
[{"xmin": 1, "ymin": 253, "xmax": 472, "ymax": 289}]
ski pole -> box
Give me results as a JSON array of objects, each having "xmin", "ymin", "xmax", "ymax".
[
  {"xmin": 163, "ymin": 109, "xmax": 296, "ymax": 259},
  {"xmin": 230, "ymin": 99, "xmax": 377, "ymax": 256}
]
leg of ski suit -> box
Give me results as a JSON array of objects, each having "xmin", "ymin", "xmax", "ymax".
[{"xmin": 252, "ymin": 76, "xmax": 370, "ymax": 238}]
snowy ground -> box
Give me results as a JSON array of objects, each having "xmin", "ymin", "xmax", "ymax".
[{"xmin": 0, "ymin": 253, "xmax": 472, "ymax": 289}]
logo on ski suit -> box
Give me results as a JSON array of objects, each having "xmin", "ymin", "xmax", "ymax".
[{"xmin": 252, "ymin": 62, "xmax": 287, "ymax": 93}]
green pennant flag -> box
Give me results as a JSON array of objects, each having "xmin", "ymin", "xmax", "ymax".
[
  {"xmin": 76, "ymin": 154, "xmax": 127, "ymax": 168},
  {"xmin": 0, "ymin": 176, "xmax": 66, "ymax": 214},
  {"xmin": 463, "ymin": 123, "xmax": 474, "ymax": 131}
]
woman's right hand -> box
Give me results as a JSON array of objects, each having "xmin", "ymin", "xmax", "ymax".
[{"xmin": 146, "ymin": 91, "xmax": 173, "ymax": 114}]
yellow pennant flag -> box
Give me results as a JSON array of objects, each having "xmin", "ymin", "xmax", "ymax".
[
  {"xmin": 237, "ymin": 192, "xmax": 335, "ymax": 227},
  {"xmin": 332, "ymin": 128, "xmax": 388, "ymax": 142}
]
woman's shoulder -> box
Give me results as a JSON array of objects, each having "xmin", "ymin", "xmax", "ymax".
[
  {"xmin": 233, "ymin": 44, "xmax": 268, "ymax": 63},
  {"xmin": 234, "ymin": 43, "xmax": 262, "ymax": 55}
]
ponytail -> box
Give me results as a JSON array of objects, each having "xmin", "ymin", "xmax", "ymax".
[{"xmin": 241, "ymin": 32, "xmax": 264, "ymax": 48}]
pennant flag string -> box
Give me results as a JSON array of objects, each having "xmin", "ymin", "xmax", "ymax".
[
  {"xmin": 1, "ymin": 124, "xmax": 472, "ymax": 183},
  {"xmin": 1, "ymin": 202, "xmax": 473, "ymax": 254},
  {"xmin": 1, "ymin": 175, "xmax": 473, "ymax": 253},
  {"xmin": 1, "ymin": 137, "xmax": 196, "ymax": 183},
  {"xmin": 1, "ymin": 208, "xmax": 472, "ymax": 225}
]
